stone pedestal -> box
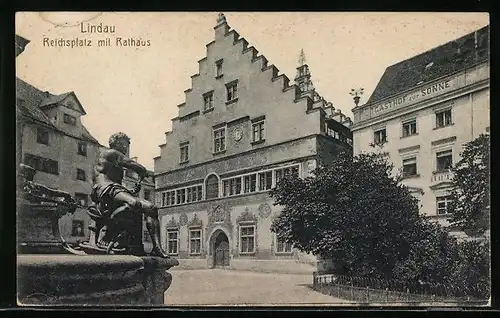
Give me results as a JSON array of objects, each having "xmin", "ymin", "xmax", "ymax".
[
  {"xmin": 17, "ymin": 255, "xmax": 179, "ymax": 306},
  {"xmin": 17, "ymin": 199, "xmax": 68, "ymax": 254}
]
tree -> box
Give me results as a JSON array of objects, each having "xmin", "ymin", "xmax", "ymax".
[
  {"xmin": 450, "ymin": 240, "xmax": 490, "ymax": 298},
  {"xmin": 447, "ymin": 134, "xmax": 490, "ymax": 237},
  {"xmin": 270, "ymin": 151, "xmax": 456, "ymax": 282}
]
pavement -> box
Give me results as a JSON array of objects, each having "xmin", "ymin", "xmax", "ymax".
[{"xmin": 164, "ymin": 269, "xmax": 350, "ymax": 306}]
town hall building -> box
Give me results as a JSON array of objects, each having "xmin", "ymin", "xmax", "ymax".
[{"xmin": 153, "ymin": 14, "xmax": 353, "ymax": 273}]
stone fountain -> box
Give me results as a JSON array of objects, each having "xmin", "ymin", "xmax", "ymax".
[{"xmin": 17, "ymin": 164, "xmax": 178, "ymax": 306}]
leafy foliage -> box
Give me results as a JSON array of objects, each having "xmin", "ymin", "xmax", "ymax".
[
  {"xmin": 270, "ymin": 151, "xmax": 455, "ymax": 282},
  {"xmin": 448, "ymin": 134, "xmax": 490, "ymax": 237},
  {"xmin": 392, "ymin": 221, "xmax": 458, "ymax": 285}
]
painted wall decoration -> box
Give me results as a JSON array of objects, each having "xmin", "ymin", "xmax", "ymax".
[
  {"xmin": 205, "ymin": 203, "xmax": 233, "ymax": 251},
  {"xmin": 166, "ymin": 216, "xmax": 179, "ymax": 229},
  {"xmin": 188, "ymin": 213, "xmax": 203, "ymax": 228},
  {"xmin": 179, "ymin": 213, "xmax": 188, "ymax": 226},
  {"xmin": 211, "ymin": 206, "xmax": 225, "ymax": 223},
  {"xmin": 237, "ymin": 207, "xmax": 258, "ymax": 223}
]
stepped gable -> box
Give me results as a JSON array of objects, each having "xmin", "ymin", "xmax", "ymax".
[
  {"xmin": 367, "ymin": 25, "xmax": 489, "ymax": 104},
  {"xmin": 169, "ymin": 13, "xmax": 352, "ymax": 134},
  {"xmin": 173, "ymin": 13, "xmax": 303, "ymax": 121},
  {"xmin": 294, "ymin": 49, "xmax": 352, "ymax": 128}
]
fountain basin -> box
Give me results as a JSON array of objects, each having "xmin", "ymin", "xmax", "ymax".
[{"xmin": 17, "ymin": 254, "xmax": 179, "ymax": 306}]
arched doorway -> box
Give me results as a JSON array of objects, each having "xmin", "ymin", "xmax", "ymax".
[{"xmin": 211, "ymin": 230, "xmax": 230, "ymax": 268}]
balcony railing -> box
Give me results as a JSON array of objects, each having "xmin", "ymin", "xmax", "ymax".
[{"xmin": 431, "ymin": 170, "xmax": 454, "ymax": 183}]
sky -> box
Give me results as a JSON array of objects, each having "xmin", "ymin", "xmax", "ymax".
[{"xmin": 15, "ymin": 12, "xmax": 489, "ymax": 170}]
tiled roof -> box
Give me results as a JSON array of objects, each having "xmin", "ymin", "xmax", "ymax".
[
  {"xmin": 39, "ymin": 92, "xmax": 72, "ymax": 107},
  {"xmin": 367, "ymin": 25, "xmax": 489, "ymax": 104},
  {"xmin": 81, "ymin": 125, "xmax": 100, "ymax": 144},
  {"xmin": 16, "ymin": 78, "xmax": 56, "ymax": 128}
]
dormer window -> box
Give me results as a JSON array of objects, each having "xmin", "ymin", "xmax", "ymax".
[
  {"xmin": 215, "ymin": 59, "xmax": 223, "ymax": 78},
  {"xmin": 63, "ymin": 113, "xmax": 76, "ymax": 126}
]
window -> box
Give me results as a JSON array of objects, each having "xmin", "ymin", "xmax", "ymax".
[
  {"xmin": 436, "ymin": 109, "xmax": 452, "ymax": 128},
  {"xmin": 374, "ymin": 128, "xmax": 387, "ymax": 144},
  {"xmin": 275, "ymin": 165, "xmax": 299, "ymax": 185},
  {"xmin": 221, "ymin": 165, "xmax": 299, "ymax": 197},
  {"xmin": 76, "ymin": 168, "xmax": 86, "ymax": 181},
  {"xmin": 436, "ymin": 196, "xmax": 453, "ymax": 215},
  {"xmin": 226, "ymin": 81, "xmax": 238, "ymax": 102},
  {"xmin": 189, "ymin": 228, "xmax": 202, "ymax": 255},
  {"xmin": 63, "ymin": 113, "xmax": 76, "ymax": 125},
  {"xmin": 326, "ymin": 126, "xmax": 340, "ymax": 139},
  {"xmin": 197, "ymin": 186, "xmax": 203, "ymax": 202},
  {"xmin": 164, "ymin": 191, "xmax": 175, "ymax": 206},
  {"xmin": 243, "ymin": 174, "xmax": 257, "ymax": 194},
  {"xmin": 223, "ymin": 177, "xmax": 242, "ymax": 197},
  {"xmin": 258, "ymin": 171, "xmax": 273, "ymax": 191},
  {"xmin": 162, "ymin": 192, "xmax": 167, "ymax": 206},
  {"xmin": 205, "ymin": 174, "xmax": 219, "ymax": 200},
  {"xmin": 402, "ymin": 120, "xmax": 417, "ymax": 137},
  {"xmin": 186, "ymin": 186, "xmax": 203, "ymax": 203},
  {"xmin": 240, "ymin": 225, "xmax": 255, "ymax": 254},
  {"xmin": 213, "ymin": 126, "xmax": 226, "ymax": 153},
  {"xmin": 71, "ymin": 220, "xmax": 85, "ymax": 237},
  {"xmin": 144, "ymin": 190, "xmax": 151, "ymax": 201},
  {"xmin": 402, "ymin": 157, "xmax": 418, "ymax": 177},
  {"xmin": 276, "ymin": 237, "xmax": 292, "ymax": 253},
  {"xmin": 203, "ymin": 92, "xmax": 214, "ymax": 111},
  {"xmin": 74, "ymin": 193, "xmax": 88, "ymax": 207},
  {"xmin": 24, "ymin": 154, "xmax": 59, "ymax": 175},
  {"xmin": 78, "ymin": 141, "xmax": 87, "ymax": 156},
  {"xmin": 176, "ymin": 188, "xmax": 186, "ymax": 205},
  {"xmin": 167, "ymin": 229, "xmax": 179, "ymax": 255},
  {"xmin": 36, "ymin": 128, "xmax": 49, "ymax": 145},
  {"xmin": 180, "ymin": 143, "xmax": 189, "ymax": 163},
  {"xmin": 215, "ymin": 59, "xmax": 223, "ymax": 78},
  {"xmin": 252, "ymin": 120, "xmax": 265, "ymax": 143},
  {"xmin": 436, "ymin": 150, "xmax": 453, "ymax": 172}
]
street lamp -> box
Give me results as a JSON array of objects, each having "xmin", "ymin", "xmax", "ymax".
[{"xmin": 349, "ymin": 88, "xmax": 364, "ymax": 107}]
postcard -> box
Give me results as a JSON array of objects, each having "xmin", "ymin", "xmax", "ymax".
[{"xmin": 15, "ymin": 11, "xmax": 490, "ymax": 307}]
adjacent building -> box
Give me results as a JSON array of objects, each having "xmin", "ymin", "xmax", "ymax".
[
  {"xmin": 351, "ymin": 26, "xmax": 490, "ymax": 237},
  {"xmin": 16, "ymin": 34, "xmax": 155, "ymax": 247},
  {"xmin": 154, "ymin": 14, "xmax": 353, "ymax": 272}
]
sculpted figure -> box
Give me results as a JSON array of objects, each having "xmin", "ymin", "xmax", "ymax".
[{"xmin": 88, "ymin": 132, "xmax": 168, "ymax": 258}]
